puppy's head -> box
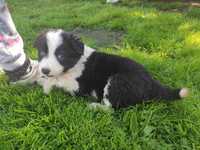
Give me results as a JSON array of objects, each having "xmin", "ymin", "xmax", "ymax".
[{"xmin": 34, "ymin": 29, "xmax": 84, "ymax": 77}]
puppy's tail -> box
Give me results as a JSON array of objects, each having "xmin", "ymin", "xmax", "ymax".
[
  {"xmin": 178, "ymin": 88, "xmax": 189, "ymax": 99},
  {"xmin": 157, "ymin": 87, "xmax": 189, "ymax": 101},
  {"xmin": 160, "ymin": 88, "xmax": 189, "ymax": 100}
]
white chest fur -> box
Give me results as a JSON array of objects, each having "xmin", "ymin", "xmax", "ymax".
[
  {"xmin": 41, "ymin": 64, "xmax": 81, "ymax": 95},
  {"xmin": 41, "ymin": 46, "xmax": 95, "ymax": 95},
  {"xmin": 56, "ymin": 71, "xmax": 80, "ymax": 95}
]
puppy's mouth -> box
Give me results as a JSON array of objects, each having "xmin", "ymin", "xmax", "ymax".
[
  {"xmin": 41, "ymin": 75, "xmax": 54, "ymax": 78},
  {"xmin": 47, "ymin": 75, "xmax": 54, "ymax": 77}
]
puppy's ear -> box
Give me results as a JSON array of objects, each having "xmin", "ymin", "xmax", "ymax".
[
  {"xmin": 34, "ymin": 30, "xmax": 48, "ymax": 50},
  {"xmin": 62, "ymin": 32, "xmax": 84, "ymax": 55}
]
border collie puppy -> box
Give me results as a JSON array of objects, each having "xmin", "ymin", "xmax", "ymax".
[{"xmin": 34, "ymin": 29, "xmax": 188, "ymax": 109}]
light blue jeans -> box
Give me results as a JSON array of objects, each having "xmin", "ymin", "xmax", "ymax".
[{"xmin": 0, "ymin": 0, "xmax": 26, "ymax": 71}]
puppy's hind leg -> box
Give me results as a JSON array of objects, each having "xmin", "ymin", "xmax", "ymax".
[
  {"xmin": 89, "ymin": 80, "xmax": 112, "ymax": 111},
  {"xmin": 89, "ymin": 102, "xmax": 111, "ymax": 111}
]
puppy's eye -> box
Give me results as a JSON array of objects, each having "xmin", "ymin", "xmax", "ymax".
[{"xmin": 57, "ymin": 54, "xmax": 65, "ymax": 61}]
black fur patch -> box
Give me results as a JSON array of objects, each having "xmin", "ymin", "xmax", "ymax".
[
  {"xmin": 34, "ymin": 31, "xmax": 48, "ymax": 61},
  {"xmin": 56, "ymin": 32, "xmax": 84, "ymax": 72}
]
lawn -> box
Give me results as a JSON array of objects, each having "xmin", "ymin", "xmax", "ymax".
[{"xmin": 1, "ymin": 0, "xmax": 200, "ymax": 149}]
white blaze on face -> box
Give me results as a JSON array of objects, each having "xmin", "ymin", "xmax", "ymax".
[{"xmin": 39, "ymin": 30, "xmax": 64, "ymax": 76}]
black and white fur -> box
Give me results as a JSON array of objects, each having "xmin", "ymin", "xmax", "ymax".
[{"xmin": 34, "ymin": 29, "xmax": 188, "ymax": 109}]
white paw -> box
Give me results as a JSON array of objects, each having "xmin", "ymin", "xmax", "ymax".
[
  {"xmin": 43, "ymin": 86, "xmax": 52, "ymax": 94},
  {"xmin": 89, "ymin": 103, "xmax": 100, "ymax": 109},
  {"xmin": 106, "ymin": 0, "xmax": 119, "ymax": 3},
  {"xmin": 89, "ymin": 103, "xmax": 111, "ymax": 111}
]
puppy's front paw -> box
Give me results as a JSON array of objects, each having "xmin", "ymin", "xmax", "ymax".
[
  {"xmin": 43, "ymin": 85, "xmax": 52, "ymax": 94},
  {"xmin": 89, "ymin": 103, "xmax": 112, "ymax": 112},
  {"xmin": 89, "ymin": 103, "xmax": 100, "ymax": 109}
]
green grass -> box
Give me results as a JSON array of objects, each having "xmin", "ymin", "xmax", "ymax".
[{"xmin": 1, "ymin": 0, "xmax": 200, "ymax": 149}]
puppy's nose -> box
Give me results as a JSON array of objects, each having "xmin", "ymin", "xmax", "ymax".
[{"xmin": 42, "ymin": 68, "xmax": 50, "ymax": 75}]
